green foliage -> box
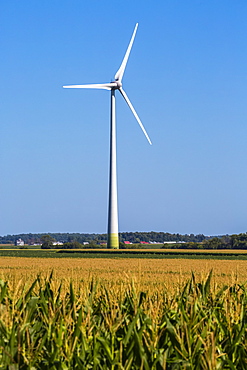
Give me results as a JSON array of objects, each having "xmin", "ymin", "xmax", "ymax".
[
  {"xmin": 163, "ymin": 234, "xmax": 247, "ymax": 250},
  {"xmin": 120, "ymin": 231, "xmax": 206, "ymax": 244},
  {"xmin": 201, "ymin": 234, "xmax": 247, "ymax": 250},
  {"xmin": 231, "ymin": 233, "xmax": 247, "ymax": 249},
  {"xmin": 2, "ymin": 230, "xmax": 247, "ymax": 250},
  {"xmin": 0, "ymin": 232, "xmax": 207, "ymax": 245},
  {"xmin": 4, "ymin": 231, "xmax": 247, "ymax": 250},
  {"xmin": 120, "ymin": 243, "xmax": 163, "ymax": 250},
  {"xmin": 119, "ymin": 241, "xmax": 126, "ymax": 249},
  {"xmin": 2, "ymin": 249, "xmax": 247, "ymax": 259},
  {"xmin": 59, "ymin": 241, "xmax": 83, "ymax": 249},
  {"xmin": 1, "ymin": 273, "xmax": 247, "ymax": 368},
  {"xmin": 18, "ymin": 245, "xmax": 28, "ymax": 249},
  {"xmin": 89, "ymin": 240, "xmax": 106, "ymax": 248},
  {"xmin": 41, "ymin": 235, "xmax": 56, "ymax": 249}
]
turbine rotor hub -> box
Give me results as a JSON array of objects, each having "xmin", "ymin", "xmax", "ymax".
[{"xmin": 114, "ymin": 80, "xmax": 122, "ymax": 89}]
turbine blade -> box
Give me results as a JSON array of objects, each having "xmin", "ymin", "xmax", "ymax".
[
  {"xmin": 114, "ymin": 23, "xmax": 138, "ymax": 83},
  {"xmin": 63, "ymin": 83, "xmax": 117, "ymax": 90},
  {"xmin": 119, "ymin": 88, "xmax": 152, "ymax": 145}
]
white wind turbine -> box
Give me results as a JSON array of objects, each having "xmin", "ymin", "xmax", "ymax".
[{"xmin": 63, "ymin": 23, "xmax": 152, "ymax": 249}]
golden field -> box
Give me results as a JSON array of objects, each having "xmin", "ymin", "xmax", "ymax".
[
  {"xmin": 1, "ymin": 256, "xmax": 247, "ymax": 368},
  {"xmin": 1, "ymin": 256, "xmax": 247, "ymax": 292}
]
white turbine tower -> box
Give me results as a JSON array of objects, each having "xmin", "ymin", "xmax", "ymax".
[{"xmin": 63, "ymin": 23, "xmax": 152, "ymax": 249}]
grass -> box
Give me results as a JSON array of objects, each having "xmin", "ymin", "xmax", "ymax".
[{"xmin": 1, "ymin": 248, "xmax": 247, "ymax": 260}]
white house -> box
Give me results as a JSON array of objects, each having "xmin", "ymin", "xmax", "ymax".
[{"xmin": 16, "ymin": 238, "xmax": 24, "ymax": 246}]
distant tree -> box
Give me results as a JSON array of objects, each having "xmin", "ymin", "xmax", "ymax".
[
  {"xmin": 41, "ymin": 235, "xmax": 56, "ymax": 249},
  {"xmin": 88, "ymin": 240, "xmax": 99, "ymax": 248},
  {"xmin": 60, "ymin": 241, "xmax": 83, "ymax": 249},
  {"xmin": 230, "ymin": 233, "xmax": 247, "ymax": 249},
  {"xmin": 204, "ymin": 237, "xmax": 222, "ymax": 250}
]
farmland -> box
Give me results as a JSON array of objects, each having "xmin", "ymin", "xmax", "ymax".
[
  {"xmin": 1, "ymin": 256, "xmax": 247, "ymax": 288},
  {"xmin": 1, "ymin": 256, "xmax": 247, "ymax": 368},
  {"xmin": 2, "ymin": 248, "xmax": 247, "ymax": 260}
]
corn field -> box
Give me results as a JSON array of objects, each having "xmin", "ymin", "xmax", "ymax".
[
  {"xmin": 1, "ymin": 257, "xmax": 247, "ymax": 288},
  {"xmin": 1, "ymin": 271, "xmax": 247, "ymax": 369}
]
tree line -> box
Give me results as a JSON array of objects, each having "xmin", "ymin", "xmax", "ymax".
[
  {"xmin": 0, "ymin": 232, "xmax": 206, "ymax": 245},
  {"xmin": 2, "ymin": 232, "xmax": 247, "ymax": 250},
  {"xmin": 163, "ymin": 234, "xmax": 247, "ymax": 250}
]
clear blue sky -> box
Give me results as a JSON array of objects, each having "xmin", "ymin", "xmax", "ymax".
[{"xmin": 1, "ymin": 0, "xmax": 247, "ymax": 236}]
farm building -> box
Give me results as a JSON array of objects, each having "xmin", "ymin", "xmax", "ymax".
[{"xmin": 15, "ymin": 238, "xmax": 24, "ymax": 246}]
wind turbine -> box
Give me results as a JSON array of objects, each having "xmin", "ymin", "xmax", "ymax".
[{"xmin": 63, "ymin": 23, "xmax": 152, "ymax": 249}]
